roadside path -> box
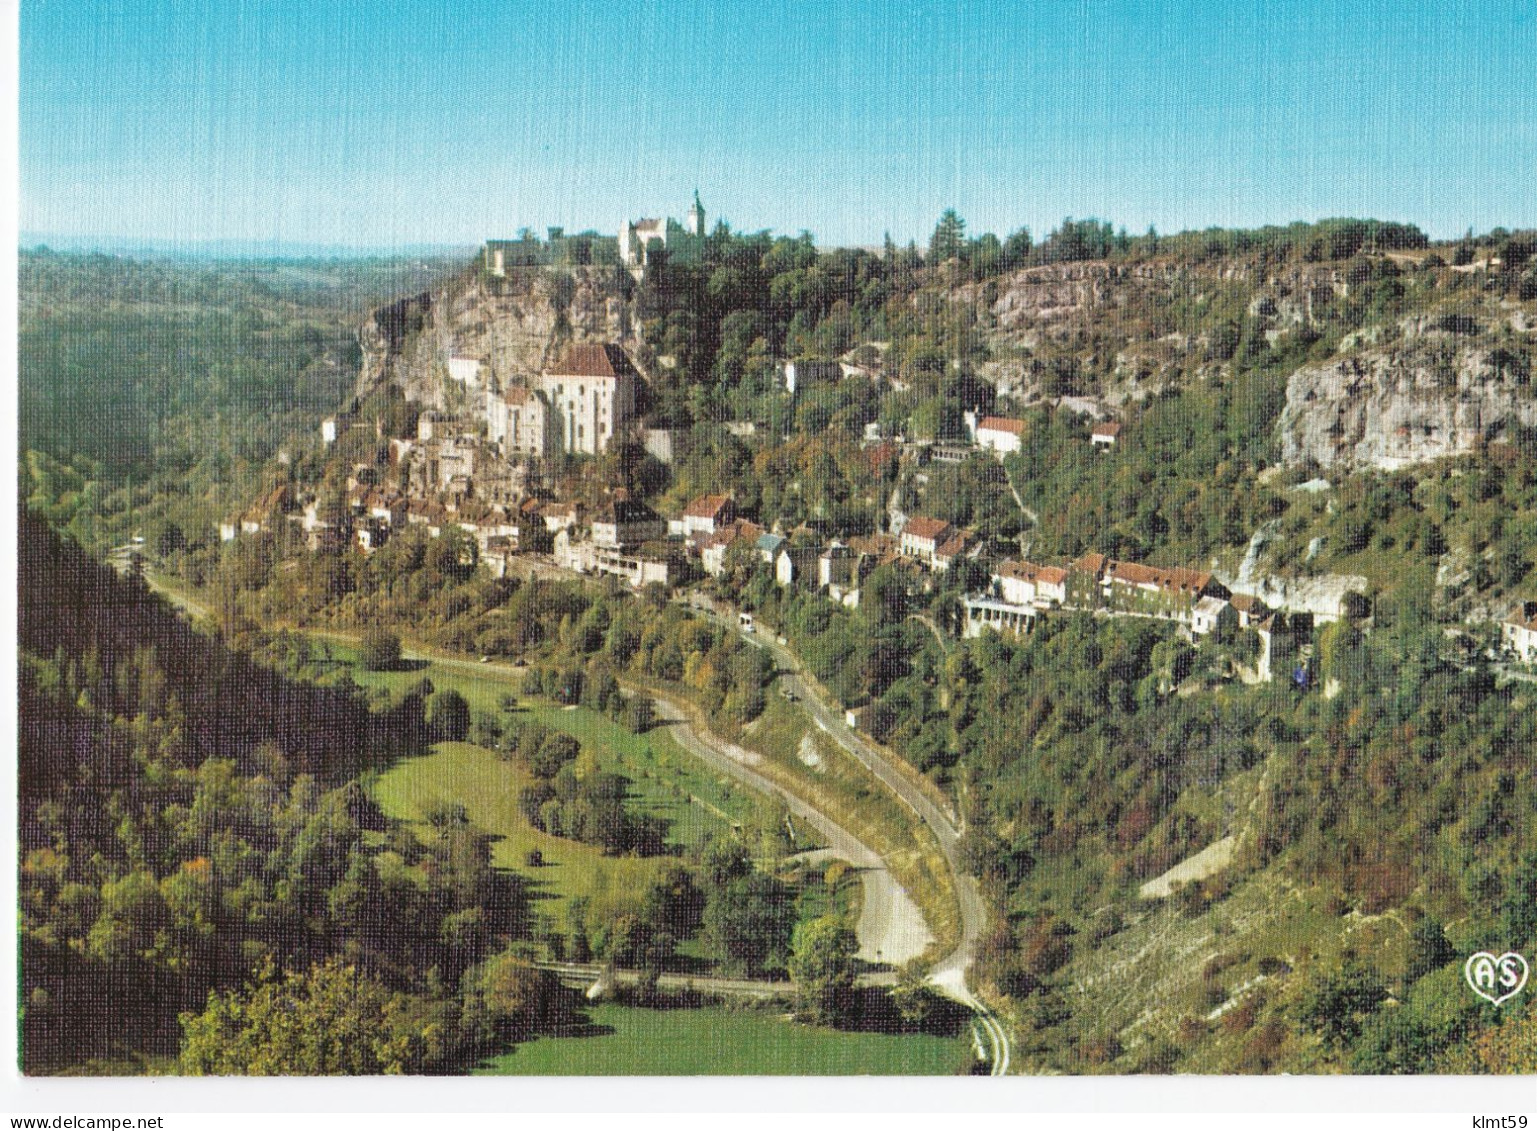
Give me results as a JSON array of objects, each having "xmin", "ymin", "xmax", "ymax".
[
  {"xmin": 685, "ymin": 595, "xmax": 1012, "ymax": 1074},
  {"xmin": 648, "ymin": 693, "xmax": 932, "ymax": 966},
  {"xmin": 533, "ymin": 961, "xmax": 896, "ymax": 999}
]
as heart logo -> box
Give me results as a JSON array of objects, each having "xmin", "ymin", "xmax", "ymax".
[{"xmin": 1464, "ymin": 952, "xmax": 1530, "ymax": 1006}]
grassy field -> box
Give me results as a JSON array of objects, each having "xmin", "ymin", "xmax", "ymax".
[
  {"xmin": 371, "ymin": 741, "xmax": 680, "ymax": 925},
  {"xmin": 348, "ymin": 635, "xmax": 960, "ymax": 960},
  {"xmin": 339, "ymin": 643, "xmax": 763, "ymax": 852},
  {"xmin": 245, "ymin": 626, "xmax": 932, "ymax": 952},
  {"xmin": 475, "ymin": 1003, "xmax": 975, "ymax": 1076}
]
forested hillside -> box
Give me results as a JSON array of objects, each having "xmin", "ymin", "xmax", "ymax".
[
  {"xmin": 18, "ymin": 249, "xmax": 460, "ymax": 551},
  {"xmin": 17, "ymin": 221, "xmax": 1537, "ymax": 1075},
  {"xmin": 17, "ymin": 511, "xmax": 567, "ymax": 1073}
]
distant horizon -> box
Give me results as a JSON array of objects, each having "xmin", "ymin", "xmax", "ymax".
[
  {"xmin": 19, "ymin": 2, "xmax": 1537, "ymax": 252},
  {"xmin": 17, "ymin": 208, "xmax": 1532, "ymax": 263}
]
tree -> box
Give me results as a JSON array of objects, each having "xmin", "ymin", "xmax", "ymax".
[
  {"xmin": 359, "ymin": 629, "xmax": 402, "ymax": 672},
  {"xmin": 1405, "ymin": 918, "xmax": 1456, "ymax": 983},
  {"xmin": 641, "ymin": 866, "xmax": 707, "ymax": 944},
  {"xmin": 1479, "ymin": 1012, "xmax": 1537, "ymax": 1073},
  {"xmin": 703, "ymin": 871, "xmax": 796, "ymax": 976},
  {"xmin": 1297, "ymin": 967, "xmax": 1388, "ymax": 1047},
  {"xmin": 788, "ymin": 915, "xmax": 859, "ymax": 1024},
  {"xmin": 428, "ymin": 688, "xmax": 471, "ymax": 743},
  {"xmin": 426, "ymin": 526, "xmax": 479, "ymax": 583},
  {"xmin": 464, "ymin": 952, "xmax": 571, "ymax": 1045},
  {"xmin": 155, "ymin": 522, "xmax": 188, "ymax": 558},
  {"xmin": 179, "ymin": 957, "xmax": 443, "ymax": 1075},
  {"xmin": 929, "ymin": 210, "xmax": 967, "ymax": 264},
  {"xmin": 889, "ymin": 960, "xmax": 945, "ymax": 1030},
  {"xmin": 622, "ymin": 693, "xmax": 656, "ymax": 733}
]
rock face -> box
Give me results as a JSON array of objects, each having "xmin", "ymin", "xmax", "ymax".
[
  {"xmin": 356, "ymin": 267, "xmax": 632, "ymax": 406},
  {"xmin": 1276, "ymin": 344, "xmax": 1537, "ymax": 471}
]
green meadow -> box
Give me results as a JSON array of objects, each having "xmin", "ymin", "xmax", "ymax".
[{"xmin": 475, "ymin": 1003, "xmax": 975, "ymax": 1076}]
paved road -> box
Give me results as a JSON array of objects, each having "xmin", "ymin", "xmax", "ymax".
[
  {"xmin": 649, "ymin": 693, "xmax": 932, "ymax": 966},
  {"xmin": 684, "ymin": 595, "xmax": 1012, "ymax": 1074},
  {"xmin": 534, "ymin": 961, "xmax": 897, "ymax": 1000}
]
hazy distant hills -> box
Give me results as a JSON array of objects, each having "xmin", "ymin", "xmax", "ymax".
[{"xmin": 20, "ymin": 231, "xmax": 479, "ymax": 261}]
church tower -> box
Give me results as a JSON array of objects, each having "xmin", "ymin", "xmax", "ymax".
[{"xmin": 686, "ymin": 191, "xmax": 705, "ymax": 237}]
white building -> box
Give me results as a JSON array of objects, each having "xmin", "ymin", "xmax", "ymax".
[
  {"xmin": 1504, "ymin": 603, "xmax": 1537, "ymax": 662},
  {"xmin": 591, "ymin": 499, "xmax": 667, "ymax": 550},
  {"xmin": 783, "ymin": 359, "xmax": 842, "ymax": 396},
  {"xmin": 974, "ymin": 415, "xmax": 1026, "ymax": 456},
  {"xmin": 321, "ymin": 413, "xmax": 356, "ymax": 445},
  {"xmin": 1091, "ymin": 421, "xmax": 1123, "ymax": 448},
  {"xmin": 683, "ymin": 494, "xmax": 735, "ymax": 538},
  {"xmin": 994, "ymin": 561, "xmax": 1069, "ymax": 607},
  {"xmin": 537, "ymin": 343, "xmax": 639, "ymax": 456},
  {"xmin": 963, "ymin": 595, "xmax": 1038, "ymax": 639},
  {"xmin": 486, "ymin": 385, "xmax": 552, "ymax": 458},
  {"xmin": 899, "ymin": 517, "xmax": 954, "ymax": 566},
  {"xmin": 619, "ymin": 218, "xmax": 668, "ymax": 268},
  {"xmin": 620, "ymin": 193, "xmax": 706, "ymax": 271}
]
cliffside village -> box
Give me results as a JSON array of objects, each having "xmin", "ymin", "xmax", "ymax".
[
  {"xmin": 215, "ymin": 200, "xmax": 1537, "ymax": 680},
  {"xmin": 217, "ymin": 322, "xmax": 1537, "ymax": 681}
]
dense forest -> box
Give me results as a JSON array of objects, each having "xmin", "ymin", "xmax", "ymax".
[
  {"xmin": 18, "ymin": 513, "xmax": 895, "ymax": 1072},
  {"xmin": 18, "ymin": 249, "xmax": 459, "ymax": 552},
  {"xmin": 18, "ymin": 509, "xmax": 562, "ymax": 1072}
]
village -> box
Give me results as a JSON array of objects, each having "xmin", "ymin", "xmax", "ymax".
[
  {"xmin": 217, "ymin": 354, "xmax": 1537, "ymax": 691},
  {"xmin": 206, "ymin": 198, "xmax": 1537, "ymax": 692}
]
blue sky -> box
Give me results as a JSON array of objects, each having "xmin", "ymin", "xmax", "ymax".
[{"xmin": 17, "ymin": 0, "xmax": 1537, "ymax": 250}]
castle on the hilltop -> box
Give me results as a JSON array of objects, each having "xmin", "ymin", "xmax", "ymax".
[
  {"xmin": 482, "ymin": 192, "xmax": 709, "ymax": 278},
  {"xmin": 619, "ymin": 191, "xmax": 706, "ymax": 272}
]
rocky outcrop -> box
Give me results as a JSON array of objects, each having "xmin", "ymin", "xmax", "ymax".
[
  {"xmin": 355, "ymin": 267, "xmax": 632, "ymax": 406},
  {"xmin": 1276, "ymin": 344, "xmax": 1537, "ymax": 471}
]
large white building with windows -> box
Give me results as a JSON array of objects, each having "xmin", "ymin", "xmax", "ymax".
[
  {"xmin": 532, "ymin": 343, "xmax": 639, "ymax": 456},
  {"xmin": 485, "ymin": 384, "xmax": 552, "ymax": 458}
]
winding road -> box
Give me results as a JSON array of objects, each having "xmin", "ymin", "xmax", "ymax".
[
  {"xmin": 648, "ymin": 692, "xmax": 934, "ymax": 967},
  {"xmin": 684, "ymin": 596, "xmax": 1013, "ymax": 1074},
  {"xmin": 145, "ymin": 568, "xmax": 1011, "ymax": 1073}
]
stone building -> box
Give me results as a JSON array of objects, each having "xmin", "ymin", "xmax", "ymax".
[
  {"xmin": 537, "ymin": 343, "xmax": 640, "ymax": 456},
  {"xmin": 486, "ymin": 385, "xmax": 553, "ymax": 458}
]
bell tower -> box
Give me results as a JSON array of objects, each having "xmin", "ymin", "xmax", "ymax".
[{"xmin": 687, "ymin": 190, "xmax": 705, "ymax": 237}]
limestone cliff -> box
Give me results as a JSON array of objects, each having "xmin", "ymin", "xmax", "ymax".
[
  {"xmin": 355, "ymin": 266, "xmax": 634, "ymax": 408},
  {"xmin": 1275, "ymin": 342, "xmax": 1537, "ymax": 471},
  {"xmin": 962, "ymin": 261, "xmax": 1351, "ymax": 402}
]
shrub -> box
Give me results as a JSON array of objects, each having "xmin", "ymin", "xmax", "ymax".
[{"xmin": 358, "ymin": 629, "xmax": 402, "ymax": 671}]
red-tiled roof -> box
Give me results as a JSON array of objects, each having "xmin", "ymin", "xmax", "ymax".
[
  {"xmin": 1109, "ymin": 560, "xmax": 1213, "ymax": 594},
  {"xmin": 847, "ymin": 533, "xmax": 896, "ymax": 556},
  {"xmin": 1092, "ymin": 421, "xmax": 1123, "ymax": 438},
  {"xmin": 702, "ymin": 519, "xmax": 763, "ymax": 550},
  {"xmin": 685, "ymin": 493, "xmax": 733, "ymax": 519},
  {"xmin": 935, "ymin": 533, "xmax": 968, "ymax": 559},
  {"xmin": 977, "ymin": 416, "xmax": 1026, "ymax": 436},
  {"xmin": 548, "ymin": 343, "xmax": 638, "ymax": 379},
  {"xmin": 1230, "ymin": 593, "xmax": 1268, "ymax": 615},
  {"xmin": 903, "ymin": 516, "xmax": 953, "ymax": 541},
  {"xmin": 504, "ymin": 386, "xmax": 536, "ymax": 405},
  {"xmin": 998, "ymin": 560, "xmax": 1067, "ymax": 585},
  {"xmin": 1507, "ymin": 608, "xmax": 1537, "ymax": 632},
  {"xmin": 1072, "ymin": 552, "xmax": 1109, "ymax": 577}
]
